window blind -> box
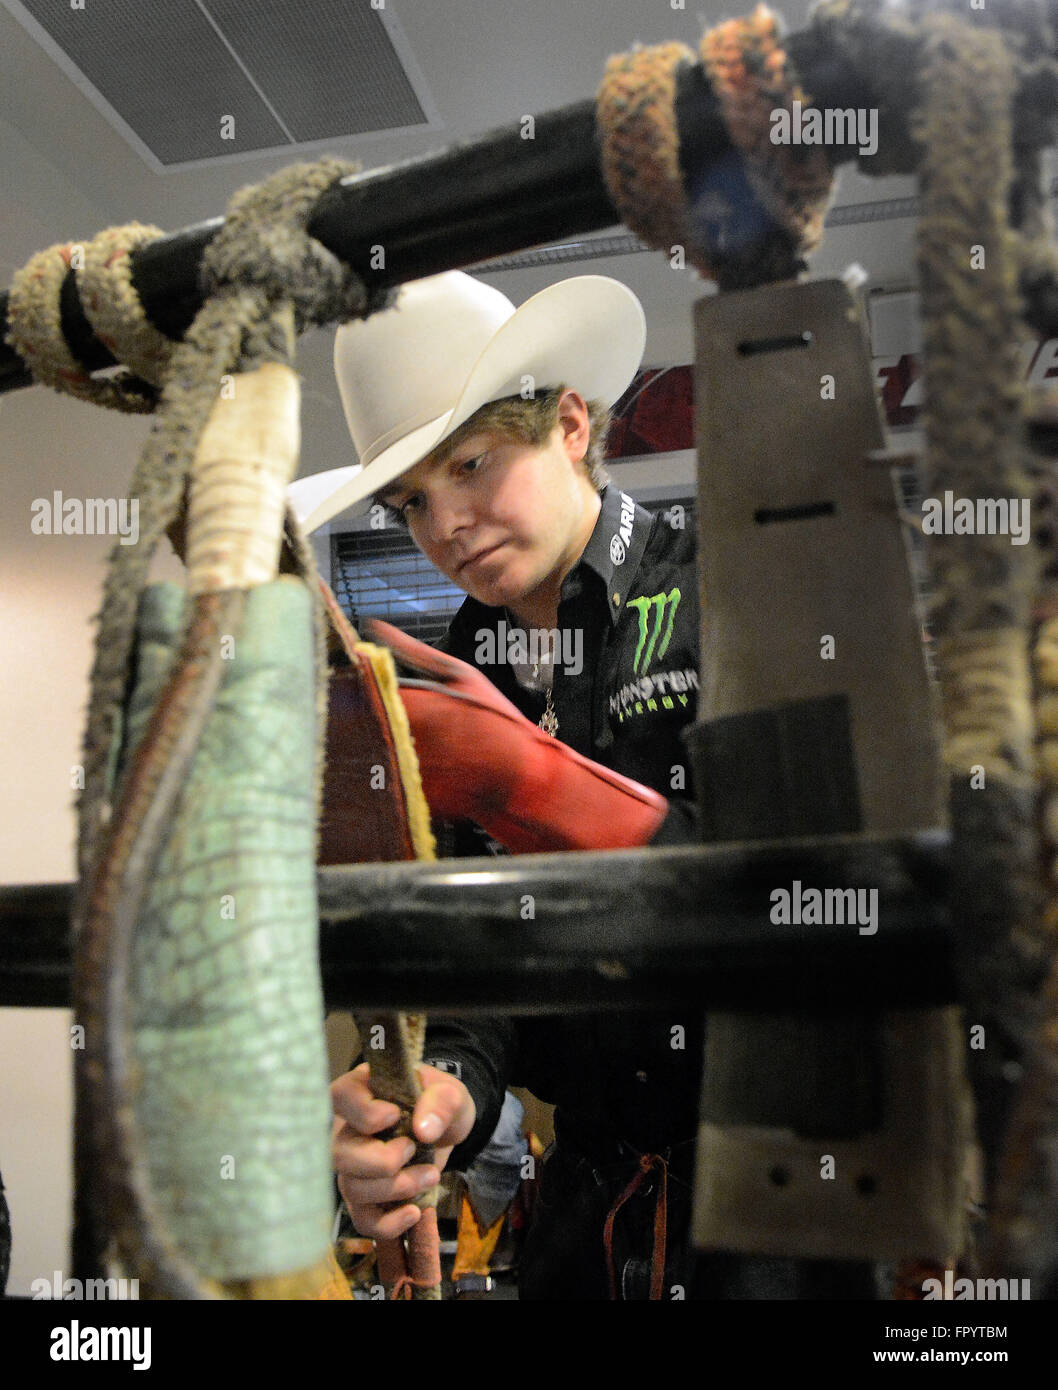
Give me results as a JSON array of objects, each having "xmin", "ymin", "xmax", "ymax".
[
  {"xmin": 330, "ymin": 496, "xmax": 697, "ymax": 644},
  {"xmin": 331, "ymin": 526, "xmax": 464, "ymax": 645}
]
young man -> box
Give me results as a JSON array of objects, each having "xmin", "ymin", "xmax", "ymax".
[{"xmin": 305, "ymin": 271, "xmax": 707, "ymax": 1298}]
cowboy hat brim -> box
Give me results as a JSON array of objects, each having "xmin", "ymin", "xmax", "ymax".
[{"xmin": 288, "ymin": 275, "xmax": 646, "ymax": 533}]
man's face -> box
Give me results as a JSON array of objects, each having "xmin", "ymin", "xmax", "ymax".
[{"xmin": 378, "ymin": 395, "xmax": 599, "ymax": 613}]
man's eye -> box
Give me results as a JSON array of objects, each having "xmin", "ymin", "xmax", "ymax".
[
  {"xmin": 398, "ymin": 495, "xmax": 422, "ymax": 519},
  {"xmin": 460, "ymin": 454, "xmax": 486, "ymax": 475}
]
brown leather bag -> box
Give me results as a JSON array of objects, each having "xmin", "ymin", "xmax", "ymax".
[{"xmin": 317, "ymin": 581, "xmax": 424, "ymax": 866}]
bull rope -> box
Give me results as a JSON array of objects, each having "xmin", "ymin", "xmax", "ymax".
[{"xmin": 6, "ymin": 0, "xmax": 1058, "ymax": 1298}]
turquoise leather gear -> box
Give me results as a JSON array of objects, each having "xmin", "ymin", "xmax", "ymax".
[{"xmin": 115, "ymin": 578, "xmax": 333, "ymax": 1280}]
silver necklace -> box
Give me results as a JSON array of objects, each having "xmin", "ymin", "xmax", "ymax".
[
  {"xmin": 535, "ymin": 667, "xmax": 558, "ymax": 737},
  {"xmin": 505, "ymin": 607, "xmax": 558, "ymax": 736}
]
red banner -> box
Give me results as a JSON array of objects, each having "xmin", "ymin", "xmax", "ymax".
[{"xmin": 606, "ymin": 339, "xmax": 1058, "ymax": 460}]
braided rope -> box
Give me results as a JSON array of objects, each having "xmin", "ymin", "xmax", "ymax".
[
  {"xmin": 596, "ymin": 42, "xmax": 699, "ymax": 266},
  {"xmin": 700, "ymin": 4, "xmax": 833, "ymax": 258},
  {"xmin": 70, "ymin": 157, "xmax": 407, "ymax": 1299},
  {"xmin": 357, "ymin": 1005, "xmax": 443, "ymax": 1299},
  {"xmin": 79, "ymin": 223, "xmax": 174, "ymax": 388},
  {"xmin": 907, "ymin": 5, "xmax": 1058, "ymax": 1284},
  {"xmin": 986, "ymin": 0, "xmax": 1058, "ymax": 1283},
  {"xmin": 598, "ymin": 0, "xmax": 1058, "ymax": 1286},
  {"xmin": 77, "ymin": 158, "xmax": 377, "ymax": 881},
  {"xmin": 7, "ymin": 152, "xmax": 430, "ymax": 1299},
  {"xmin": 5, "ymin": 241, "xmax": 156, "ymax": 412},
  {"xmin": 596, "ymin": 6, "xmax": 835, "ymax": 290}
]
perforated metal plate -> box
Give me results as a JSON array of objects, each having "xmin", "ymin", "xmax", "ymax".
[
  {"xmin": 6, "ymin": 0, "xmax": 431, "ymax": 168},
  {"xmin": 689, "ymin": 280, "xmax": 970, "ymax": 1263}
]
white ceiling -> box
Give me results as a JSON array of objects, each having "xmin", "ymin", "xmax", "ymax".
[{"xmin": 0, "ymin": 0, "xmax": 924, "ymax": 489}]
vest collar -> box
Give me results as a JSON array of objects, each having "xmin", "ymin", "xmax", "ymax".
[{"xmin": 574, "ymin": 484, "xmax": 655, "ymax": 625}]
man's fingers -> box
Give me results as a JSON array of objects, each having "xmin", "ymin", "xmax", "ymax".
[
  {"xmin": 364, "ymin": 1206, "xmax": 422, "ymax": 1243},
  {"xmin": 330, "ymin": 1064, "xmax": 401, "ymax": 1133},
  {"xmin": 333, "ymin": 1127, "xmax": 418, "ymax": 1179},
  {"xmin": 339, "ymin": 1183, "xmax": 423, "ymax": 1242},
  {"xmin": 345, "ymin": 1164, "xmax": 441, "ymax": 1209},
  {"xmin": 412, "ymin": 1076, "xmax": 475, "ymax": 1148}
]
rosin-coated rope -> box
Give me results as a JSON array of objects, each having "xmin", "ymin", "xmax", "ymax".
[
  {"xmin": 986, "ymin": 0, "xmax": 1058, "ymax": 1283},
  {"xmin": 79, "ymin": 223, "xmax": 174, "ymax": 389},
  {"xmin": 908, "ymin": 5, "xmax": 1058, "ymax": 1284},
  {"xmin": 8, "ymin": 153, "xmax": 441, "ymax": 1299},
  {"xmin": 596, "ymin": 42, "xmax": 700, "ymax": 270},
  {"xmin": 77, "ymin": 158, "xmax": 384, "ymax": 882},
  {"xmin": 699, "ymin": 4, "xmax": 833, "ymax": 260},
  {"xmin": 355, "ymin": 1010, "xmax": 443, "ymax": 1301},
  {"xmin": 598, "ymin": 0, "xmax": 1058, "ymax": 1288},
  {"xmin": 595, "ymin": 5, "xmax": 836, "ymax": 291},
  {"xmin": 70, "ymin": 156, "xmax": 405, "ymax": 1299},
  {"xmin": 5, "ymin": 240, "xmax": 158, "ymax": 412}
]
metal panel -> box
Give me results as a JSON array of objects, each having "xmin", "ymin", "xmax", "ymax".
[
  {"xmin": 13, "ymin": 0, "xmax": 287, "ymax": 165},
  {"xmin": 207, "ymin": 0, "xmax": 425, "ymax": 142},
  {"xmin": 5, "ymin": 0, "xmax": 430, "ymax": 169}
]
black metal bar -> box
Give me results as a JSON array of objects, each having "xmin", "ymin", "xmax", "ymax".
[
  {"xmin": 0, "ymin": 19, "xmax": 893, "ymax": 394},
  {"xmin": 6, "ymin": 22, "xmax": 1057, "ymax": 393},
  {"xmin": 8, "ymin": 13, "xmax": 1058, "ymax": 392},
  {"xmin": 0, "ymin": 98, "xmax": 623, "ymax": 387},
  {"xmin": 0, "ymin": 833, "xmax": 956, "ymax": 1013}
]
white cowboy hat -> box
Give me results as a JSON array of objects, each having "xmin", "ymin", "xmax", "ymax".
[{"xmin": 287, "ymin": 271, "xmax": 647, "ymax": 533}]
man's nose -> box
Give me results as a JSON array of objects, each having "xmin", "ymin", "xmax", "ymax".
[{"xmin": 424, "ymin": 491, "xmax": 471, "ymax": 546}]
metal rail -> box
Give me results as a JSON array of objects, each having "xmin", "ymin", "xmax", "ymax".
[
  {"xmin": 1, "ymin": 833, "xmax": 955, "ymax": 1012},
  {"xmin": 0, "ymin": 25, "xmax": 898, "ymax": 394}
]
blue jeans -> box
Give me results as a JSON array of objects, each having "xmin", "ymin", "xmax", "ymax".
[{"xmin": 463, "ymin": 1092, "xmax": 528, "ymax": 1229}]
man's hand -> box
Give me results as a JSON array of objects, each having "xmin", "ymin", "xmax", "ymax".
[{"xmin": 331, "ymin": 1063, "xmax": 476, "ymax": 1239}]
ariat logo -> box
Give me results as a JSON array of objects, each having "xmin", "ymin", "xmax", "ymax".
[
  {"xmin": 628, "ymin": 588, "xmax": 681, "ymax": 675},
  {"xmin": 610, "ymin": 492, "xmax": 636, "ymax": 566}
]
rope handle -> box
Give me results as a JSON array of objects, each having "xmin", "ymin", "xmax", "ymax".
[
  {"xmin": 5, "ymin": 237, "xmax": 159, "ymax": 412},
  {"xmin": 596, "ymin": 4, "xmax": 834, "ymax": 290}
]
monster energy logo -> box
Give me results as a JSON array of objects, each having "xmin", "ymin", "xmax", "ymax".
[{"xmin": 627, "ymin": 588, "xmax": 681, "ymax": 675}]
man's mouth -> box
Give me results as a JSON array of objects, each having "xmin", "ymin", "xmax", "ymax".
[{"xmin": 458, "ymin": 543, "xmax": 504, "ymax": 574}]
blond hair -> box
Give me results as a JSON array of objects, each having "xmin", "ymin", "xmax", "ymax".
[
  {"xmin": 377, "ymin": 387, "xmax": 611, "ymax": 524},
  {"xmin": 441, "ymin": 387, "xmax": 612, "ymax": 487}
]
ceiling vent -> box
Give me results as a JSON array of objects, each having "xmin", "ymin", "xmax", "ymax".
[{"xmin": 2, "ymin": 0, "xmax": 437, "ymax": 171}]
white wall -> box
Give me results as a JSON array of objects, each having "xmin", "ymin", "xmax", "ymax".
[
  {"xmin": 0, "ymin": 364, "xmax": 340, "ymax": 1296},
  {"xmin": 0, "ymin": 381, "xmax": 157, "ymax": 1294}
]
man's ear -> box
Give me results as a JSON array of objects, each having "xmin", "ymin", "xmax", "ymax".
[{"xmin": 556, "ymin": 389, "xmax": 591, "ymax": 466}]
